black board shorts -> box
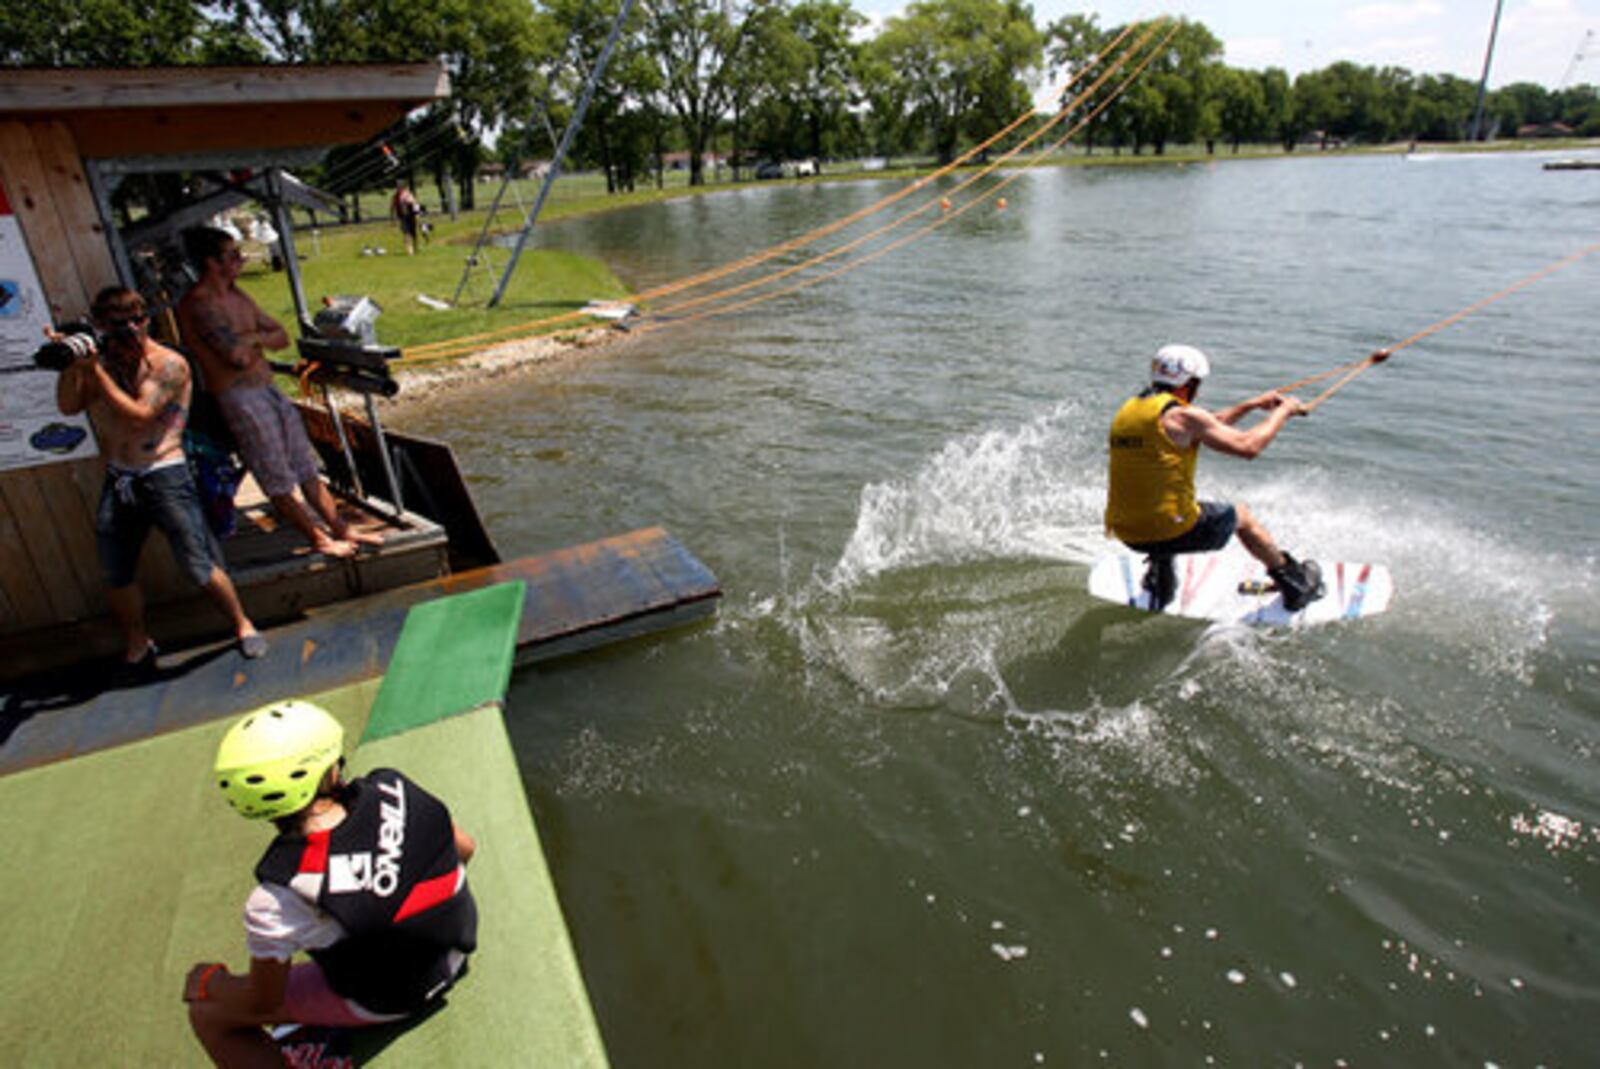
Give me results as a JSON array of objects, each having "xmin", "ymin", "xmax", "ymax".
[{"xmin": 1124, "ymin": 501, "xmax": 1238, "ymax": 557}]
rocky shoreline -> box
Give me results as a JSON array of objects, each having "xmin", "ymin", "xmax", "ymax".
[{"xmin": 381, "ymin": 326, "xmax": 621, "ymax": 411}]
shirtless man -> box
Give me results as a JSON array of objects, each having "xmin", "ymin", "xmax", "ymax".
[
  {"xmin": 177, "ymin": 227, "xmax": 380, "ymax": 559},
  {"xmin": 56, "ymin": 287, "xmax": 266, "ymax": 665}
]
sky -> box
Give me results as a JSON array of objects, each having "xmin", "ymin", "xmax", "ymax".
[{"xmin": 853, "ymin": 0, "xmax": 1599, "ymax": 89}]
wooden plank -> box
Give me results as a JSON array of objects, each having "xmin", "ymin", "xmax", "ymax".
[
  {"xmin": 0, "ymin": 122, "xmax": 90, "ymax": 320},
  {"xmin": 62, "ymin": 104, "xmax": 424, "ymax": 160},
  {"xmin": 30, "ymin": 122, "xmax": 118, "ymax": 299},
  {"xmin": 0, "ymin": 468, "xmax": 91, "ymax": 622},
  {"xmin": 0, "ymin": 63, "xmax": 449, "ymax": 112},
  {"xmin": 31, "ymin": 462, "xmax": 103, "ymax": 619},
  {"xmin": 0, "ymin": 483, "xmax": 53, "ymax": 632}
]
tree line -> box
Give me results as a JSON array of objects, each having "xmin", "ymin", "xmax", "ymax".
[{"xmin": 6, "ymin": 1, "xmax": 1598, "ymax": 208}]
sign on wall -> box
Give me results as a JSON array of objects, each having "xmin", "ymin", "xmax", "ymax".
[{"xmin": 0, "ymin": 178, "xmax": 97, "ymax": 470}]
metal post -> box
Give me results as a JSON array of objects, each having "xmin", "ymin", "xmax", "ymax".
[
  {"xmin": 363, "ymin": 393, "xmax": 406, "ymax": 520},
  {"xmin": 1469, "ymin": 0, "xmax": 1506, "ymax": 142},
  {"xmin": 321, "ymin": 384, "xmax": 367, "ymax": 499},
  {"xmin": 489, "ymin": 0, "xmax": 638, "ymax": 307},
  {"xmin": 267, "ymin": 170, "xmax": 311, "ymax": 328}
]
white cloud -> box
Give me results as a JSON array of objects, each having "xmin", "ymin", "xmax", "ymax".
[
  {"xmin": 1224, "ymin": 36, "xmax": 1290, "ymax": 70},
  {"xmin": 1344, "ymin": 1, "xmax": 1447, "ymax": 31}
]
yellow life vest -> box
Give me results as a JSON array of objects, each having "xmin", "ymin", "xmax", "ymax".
[{"xmin": 1104, "ymin": 391, "xmax": 1201, "ymax": 544}]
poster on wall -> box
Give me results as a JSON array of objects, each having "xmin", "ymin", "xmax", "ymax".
[{"xmin": 0, "ymin": 177, "xmax": 97, "ymax": 471}]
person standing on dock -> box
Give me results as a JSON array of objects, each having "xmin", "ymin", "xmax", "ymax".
[
  {"xmin": 186, "ymin": 700, "xmax": 478, "ymax": 1066},
  {"xmin": 54, "ymin": 286, "xmax": 266, "ymax": 667},
  {"xmin": 178, "ymin": 227, "xmax": 381, "ymax": 560},
  {"xmin": 1105, "ymin": 344, "xmax": 1325, "ymax": 612}
]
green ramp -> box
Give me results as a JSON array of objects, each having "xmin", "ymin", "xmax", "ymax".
[
  {"xmin": 0, "ymin": 678, "xmax": 381, "ymax": 1066},
  {"xmin": 351, "ymin": 579, "xmax": 609, "ymax": 1065},
  {"xmin": 362, "ymin": 580, "xmax": 526, "ymax": 743}
]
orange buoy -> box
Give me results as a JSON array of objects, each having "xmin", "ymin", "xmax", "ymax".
[
  {"xmin": 940, "ymin": 197, "xmax": 951, "ymax": 212},
  {"xmin": 997, "ymin": 197, "xmax": 1008, "ymax": 210}
]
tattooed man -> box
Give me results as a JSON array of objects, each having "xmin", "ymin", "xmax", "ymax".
[
  {"xmin": 178, "ymin": 227, "xmax": 380, "ymax": 559},
  {"xmin": 56, "ymin": 287, "xmax": 265, "ymax": 667}
]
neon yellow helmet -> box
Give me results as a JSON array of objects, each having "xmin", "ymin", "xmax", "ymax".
[{"xmin": 214, "ymin": 700, "xmax": 344, "ymax": 820}]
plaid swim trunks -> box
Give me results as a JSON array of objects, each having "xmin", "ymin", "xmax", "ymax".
[{"xmin": 216, "ymin": 385, "xmax": 320, "ymax": 497}]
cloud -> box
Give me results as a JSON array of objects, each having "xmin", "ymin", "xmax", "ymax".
[
  {"xmin": 1224, "ymin": 36, "xmax": 1289, "ymax": 70},
  {"xmin": 1344, "ymin": 1, "xmax": 1446, "ymax": 32}
]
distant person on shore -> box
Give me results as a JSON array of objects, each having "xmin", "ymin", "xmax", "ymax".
[
  {"xmin": 390, "ymin": 182, "xmax": 422, "ymax": 256},
  {"xmin": 1104, "ymin": 344, "xmax": 1325, "ymax": 612},
  {"xmin": 178, "ymin": 226, "xmax": 381, "ymax": 559},
  {"xmin": 54, "ymin": 286, "xmax": 266, "ymax": 666},
  {"xmin": 186, "ymin": 699, "xmax": 478, "ymax": 1067}
]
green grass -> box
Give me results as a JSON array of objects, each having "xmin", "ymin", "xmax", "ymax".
[{"xmin": 235, "ymin": 216, "xmax": 630, "ymax": 356}]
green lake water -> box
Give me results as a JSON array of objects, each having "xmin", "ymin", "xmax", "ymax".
[{"xmin": 400, "ymin": 149, "xmax": 1600, "ymax": 1066}]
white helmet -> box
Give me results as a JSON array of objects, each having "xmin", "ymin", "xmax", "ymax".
[{"xmin": 1151, "ymin": 344, "xmax": 1210, "ymax": 388}]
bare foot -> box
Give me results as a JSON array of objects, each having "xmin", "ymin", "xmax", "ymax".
[
  {"xmin": 313, "ymin": 537, "xmax": 357, "ymax": 559},
  {"xmin": 341, "ymin": 527, "xmax": 385, "ymax": 549}
]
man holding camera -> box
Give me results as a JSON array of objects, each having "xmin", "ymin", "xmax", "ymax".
[
  {"xmin": 55, "ymin": 286, "xmax": 266, "ymax": 668},
  {"xmin": 178, "ymin": 227, "xmax": 380, "ymax": 560}
]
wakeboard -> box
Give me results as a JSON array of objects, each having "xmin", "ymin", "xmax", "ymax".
[{"xmin": 1087, "ymin": 550, "xmax": 1393, "ymax": 626}]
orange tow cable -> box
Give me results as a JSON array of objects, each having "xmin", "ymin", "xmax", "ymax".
[
  {"xmin": 404, "ymin": 22, "xmax": 1155, "ymax": 360},
  {"xmin": 1281, "ymin": 240, "xmax": 1600, "ymax": 412}
]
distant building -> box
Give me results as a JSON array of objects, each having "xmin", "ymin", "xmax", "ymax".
[
  {"xmin": 660, "ymin": 151, "xmax": 726, "ymax": 171},
  {"xmin": 1516, "ymin": 122, "xmax": 1574, "ymax": 139}
]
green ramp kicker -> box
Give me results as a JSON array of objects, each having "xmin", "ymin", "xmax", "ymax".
[{"xmin": 351, "ymin": 580, "xmax": 609, "ymax": 1065}]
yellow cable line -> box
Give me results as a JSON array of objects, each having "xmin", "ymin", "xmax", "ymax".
[
  {"xmin": 638, "ymin": 20, "xmax": 1172, "ymax": 324},
  {"xmin": 405, "ymin": 22, "xmax": 1151, "ymax": 359},
  {"xmin": 1284, "ymin": 239, "xmax": 1600, "ymax": 411},
  {"xmin": 617, "ymin": 21, "xmax": 1180, "ymax": 337}
]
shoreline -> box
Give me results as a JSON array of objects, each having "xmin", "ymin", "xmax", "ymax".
[{"xmin": 382, "ymin": 326, "xmax": 622, "ymax": 411}]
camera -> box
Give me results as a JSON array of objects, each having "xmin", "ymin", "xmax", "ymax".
[{"xmin": 32, "ymin": 321, "xmax": 98, "ymax": 372}]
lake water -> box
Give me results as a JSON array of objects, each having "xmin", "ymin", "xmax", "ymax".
[{"xmin": 399, "ymin": 150, "xmax": 1600, "ymax": 1066}]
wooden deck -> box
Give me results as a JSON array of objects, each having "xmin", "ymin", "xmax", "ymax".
[
  {"xmin": 0, "ymin": 527, "xmax": 720, "ymax": 775},
  {"xmin": 0, "ymin": 476, "xmax": 450, "ymax": 681}
]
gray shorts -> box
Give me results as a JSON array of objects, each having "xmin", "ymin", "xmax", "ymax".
[
  {"xmin": 218, "ymin": 386, "xmax": 320, "ymax": 497},
  {"xmin": 97, "ymin": 463, "xmax": 222, "ymax": 589},
  {"xmin": 1124, "ymin": 501, "xmax": 1238, "ymax": 557}
]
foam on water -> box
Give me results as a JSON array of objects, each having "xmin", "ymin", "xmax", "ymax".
[
  {"xmin": 740, "ymin": 402, "xmax": 1600, "ymax": 805},
  {"xmin": 813, "ymin": 401, "xmax": 1590, "ymax": 681}
]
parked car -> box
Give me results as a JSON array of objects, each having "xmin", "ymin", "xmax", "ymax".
[{"xmin": 754, "ymin": 160, "xmax": 784, "ymax": 180}]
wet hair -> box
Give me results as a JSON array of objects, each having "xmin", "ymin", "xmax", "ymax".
[
  {"xmin": 90, "ymin": 286, "xmax": 146, "ymax": 322},
  {"xmin": 183, "ymin": 226, "xmax": 236, "ymax": 271}
]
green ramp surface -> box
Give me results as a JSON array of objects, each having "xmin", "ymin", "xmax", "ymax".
[
  {"xmin": 362, "ymin": 581, "xmax": 525, "ymax": 742},
  {"xmin": 0, "ymin": 679, "xmax": 380, "ymax": 1066},
  {"xmin": 353, "ymin": 704, "xmax": 609, "ymax": 1066}
]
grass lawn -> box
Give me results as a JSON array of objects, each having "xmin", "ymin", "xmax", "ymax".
[{"xmin": 235, "ymin": 217, "xmax": 630, "ymax": 356}]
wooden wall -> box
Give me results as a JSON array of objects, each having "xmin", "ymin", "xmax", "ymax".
[{"xmin": 0, "ymin": 119, "xmax": 132, "ymax": 639}]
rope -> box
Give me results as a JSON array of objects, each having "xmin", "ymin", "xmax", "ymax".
[
  {"xmin": 1285, "ymin": 239, "xmax": 1600, "ymax": 412},
  {"xmin": 620, "ymin": 22, "xmax": 1179, "ymax": 337},
  {"xmin": 635, "ymin": 21, "xmax": 1172, "ymax": 326},
  {"xmin": 405, "ymin": 21, "xmax": 1156, "ymax": 358}
]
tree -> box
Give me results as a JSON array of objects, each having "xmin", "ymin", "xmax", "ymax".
[
  {"xmin": 644, "ymin": 0, "xmax": 779, "ymax": 184},
  {"xmin": 1214, "ymin": 66, "xmax": 1266, "ymax": 152},
  {"xmin": 869, "ymin": 0, "xmax": 1043, "ymax": 164},
  {"xmin": 1258, "ymin": 68, "xmax": 1299, "ymax": 151},
  {"xmin": 0, "ymin": 0, "xmax": 235, "ymax": 65},
  {"xmin": 1406, "ymin": 73, "xmax": 1476, "ymax": 141},
  {"xmin": 789, "ymin": 0, "xmax": 867, "ymax": 161}
]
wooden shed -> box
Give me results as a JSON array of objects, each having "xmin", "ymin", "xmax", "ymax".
[{"xmin": 0, "ymin": 64, "xmax": 452, "ymax": 677}]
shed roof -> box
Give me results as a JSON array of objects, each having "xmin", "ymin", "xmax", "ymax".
[{"xmin": 0, "ymin": 62, "xmax": 449, "ymax": 160}]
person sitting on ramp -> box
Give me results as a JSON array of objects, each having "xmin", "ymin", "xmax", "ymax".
[
  {"xmin": 184, "ymin": 700, "xmax": 477, "ymax": 1066},
  {"xmin": 1104, "ymin": 344, "xmax": 1325, "ymax": 612}
]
